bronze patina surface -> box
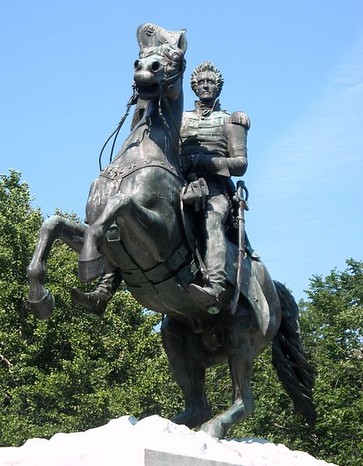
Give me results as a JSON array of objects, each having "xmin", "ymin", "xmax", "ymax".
[{"xmin": 27, "ymin": 23, "xmax": 316, "ymax": 439}]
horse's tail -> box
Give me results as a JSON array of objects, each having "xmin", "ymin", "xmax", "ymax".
[{"xmin": 272, "ymin": 281, "xmax": 316, "ymax": 427}]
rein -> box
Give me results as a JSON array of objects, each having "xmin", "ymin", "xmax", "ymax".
[
  {"xmin": 98, "ymin": 87, "xmax": 138, "ymax": 171},
  {"xmin": 99, "ymin": 72, "xmax": 185, "ymax": 173},
  {"xmin": 157, "ymin": 68, "xmax": 187, "ymax": 165}
]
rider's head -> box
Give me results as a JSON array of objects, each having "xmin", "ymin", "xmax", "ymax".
[{"xmin": 190, "ymin": 62, "xmax": 224, "ymax": 103}]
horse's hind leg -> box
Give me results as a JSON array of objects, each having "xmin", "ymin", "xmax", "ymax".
[
  {"xmin": 27, "ymin": 215, "xmax": 86, "ymax": 319},
  {"xmin": 201, "ymin": 345, "xmax": 255, "ymax": 439},
  {"xmin": 161, "ymin": 317, "xmax": 212, "ymax": 428}
]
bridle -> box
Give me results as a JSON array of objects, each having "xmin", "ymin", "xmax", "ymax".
[{"xmin": 98, "ymin": 45, "xmax": 186, "ymax": 171}]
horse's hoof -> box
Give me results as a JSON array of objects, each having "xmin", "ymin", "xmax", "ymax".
[
  {"xmin": 28, "ymin": 291, "xmax": 55, "ymax": 320},
  {"xmin": 201, "ymin": 420, "xmax": 225, "ymax": 439},
  {"xmin": 172, "ymin": 408, "xmax": 212, "ymax": 429},
  {"xmin": 78, "ymin": 256, "xmax": 104, "ymax": 283}
]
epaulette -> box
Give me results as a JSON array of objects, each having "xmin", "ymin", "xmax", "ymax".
[{"xmin": 230, "ymin": 111, "xmax": 251, "ymax": 129}]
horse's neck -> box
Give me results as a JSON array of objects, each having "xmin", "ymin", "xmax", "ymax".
[
  {"xmin": 162, "ymin": 90, "xmax": 184, "ymax": 136},
  {"xmin": 136, "ymin": 93, "xmax": 183, "ymax": 163},
  {"xmin": 113, "ymin": 89, "xmax": 184, "ymax": 172},
  {"xmin": 149, "ymin": 91, "xmax": 183, "ymax": 132}
]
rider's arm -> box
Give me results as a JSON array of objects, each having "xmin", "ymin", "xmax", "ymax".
[
  {"xmin": 226, "ymin": 111, "xmax": 250, "ymax": 176},
  {"xmin": 187, "ymin": 111, "xmax": 250, "ymax": 177}
]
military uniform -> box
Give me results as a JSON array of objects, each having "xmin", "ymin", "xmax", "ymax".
[
  {"xmin": 71, "ymin": 101, "xmax": 250, "ymax": 316},
  {"xmin": 181, "ymin": 99, "xmax": 250, "ymax": 309}
]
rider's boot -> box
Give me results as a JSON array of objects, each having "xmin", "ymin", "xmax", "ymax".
[
  {"xmin": 189, "ymin": 212, "xmax": 227, "ymax": 314},
  {"xmin": 71, "ymin": 270, "xmax": 122, "ymax": 317}
]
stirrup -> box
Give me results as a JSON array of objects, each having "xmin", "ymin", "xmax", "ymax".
[{"xmin": 189, "ymin": 283, "xmax": 222, "ymax": 314}]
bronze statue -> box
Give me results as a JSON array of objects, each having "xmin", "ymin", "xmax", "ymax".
[
  {"xmin": 71, "ymin": 62, "xmax": 250, "ymax": 315},
  {"xmin": 27, "ymin": 23, "xmax": 316, "ymax": 439},
  {"xmin": 180, "ymin": 61, "xmax": 250, "ymax": 313}
]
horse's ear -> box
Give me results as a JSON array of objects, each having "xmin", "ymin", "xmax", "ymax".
[{"xmin": 178, "ymin": 30, "xmax": 188, "ymax": 54}]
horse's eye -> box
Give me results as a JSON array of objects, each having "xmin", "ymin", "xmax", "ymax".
[
  {"xmin": 151, "ymin": 61, "xmax": 161, "ymax": 71},
  {"xmin": 134, "ymin": 60, "xmax": 141, "ymax": 70}
]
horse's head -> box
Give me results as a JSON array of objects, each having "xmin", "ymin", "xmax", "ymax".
[{"xmin": 134, "ymin": 23, "xmax": 187, "ymax": 101}]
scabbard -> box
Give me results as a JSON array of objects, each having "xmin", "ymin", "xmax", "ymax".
[{"xmin": 231, "ymin": 181, "xmax": 248, "ymax": 314}]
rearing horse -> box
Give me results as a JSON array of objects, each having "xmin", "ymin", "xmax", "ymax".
[{"xmin": 27, "ymin": 23, "xmax": 316, "ymax": 439}]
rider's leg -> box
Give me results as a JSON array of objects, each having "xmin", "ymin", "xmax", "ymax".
[
  {"xmin": 189, "ymin": 193, "xmax": 229, "ymax": 313},
  {"xmin": 71, "ymin": 266, "xmax": 122, "ymax": 316}
]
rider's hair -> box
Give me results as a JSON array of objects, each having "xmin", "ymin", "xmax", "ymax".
[{"xmin": 190, "ymin": 62, "xmax": 224, "ymax": 97}]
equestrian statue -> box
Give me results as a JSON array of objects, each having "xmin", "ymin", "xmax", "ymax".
[{"xmin": 27, "ymin": 23, "xmax": 316, "ymax": 439}]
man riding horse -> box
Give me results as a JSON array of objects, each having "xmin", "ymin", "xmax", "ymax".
[
  {"xmin": 72, "ymin": 62, "xmax": 250, "ymax": 316},
  {"xmin": 180, "ymin": 61, "xmax": 250, "ymax": 312},
  {"xmin": 28, "ymin": 24, "xmax": 316, "ymax": 438}
]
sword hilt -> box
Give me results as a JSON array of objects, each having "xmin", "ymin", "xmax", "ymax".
[{"xmin": 234, "ymin": 180, "xmax": 249, "ymax": 211}]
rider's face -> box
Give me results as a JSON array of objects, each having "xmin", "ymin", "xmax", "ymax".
[{"xmin": 196, "ymin": 72, "xmax": 218, "ymax": 103}]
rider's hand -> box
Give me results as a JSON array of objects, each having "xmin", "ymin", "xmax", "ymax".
[
  {"xmin": 180, "ymin": 155, "xmax": 191, "ymax": 173},
  {"xmin": 180, "ymin": 153, "xmax": 199, "ymax": 173}
]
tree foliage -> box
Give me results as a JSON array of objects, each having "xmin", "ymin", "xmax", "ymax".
[
  {"xmin": 299, "ymin": 260, "xmax": 363, "ymax": 465},
  {"xmin": 225, "ymin": 260, "xmax": 363, "ymax": 466},
  {"xmin": 0, "ymin": 171, "xmax": 361, "ymax": 466},
  {"xmin": 0, "ymin": 171, "xmax": 180, "ymax": 446}
]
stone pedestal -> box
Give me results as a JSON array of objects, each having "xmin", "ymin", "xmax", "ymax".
[
  {"xmin": 0, "ymin": 415, "xmax": 337, "ymax": 466},
  {"xmin": 145, "ymin": 449, "xmax": 244, "ymax": 466}
]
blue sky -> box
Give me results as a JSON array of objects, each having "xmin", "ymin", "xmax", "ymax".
[{"xmin": 1, "ymin": 0, "xmax": 362, "ymax": 301}]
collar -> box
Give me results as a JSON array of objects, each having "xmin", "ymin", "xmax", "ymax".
[{"xmin": 194, "ymin": 98, "xmax": 221, "ymax": 116}]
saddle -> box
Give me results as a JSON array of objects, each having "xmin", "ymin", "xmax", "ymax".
[{"xmin": 181, "ymin": 180, "xmax": 271, "ymax": 335}]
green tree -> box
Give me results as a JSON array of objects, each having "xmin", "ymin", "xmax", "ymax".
[
  {"xmin": 0, "ymin": 171, "xmax": 179, "ymax": 446},
  {"xmin": 2, "ymin": 171, "xmax": 361, "ymax": 465},
  {"xmin": 299, "ymin": 260, "xmax": 363, "ymax": 465},
  {"xmin": 223, "ymin": 261, "xmax": 362, "ymax": 466}
]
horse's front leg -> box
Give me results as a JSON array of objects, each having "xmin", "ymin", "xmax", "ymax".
[
  {"xmin": 27, "ymin": 215, "xmax": 86, "ymax": 319},
  {"xmin": 78, "ymin": 192, "xmax": 171, "ymax": 282}
]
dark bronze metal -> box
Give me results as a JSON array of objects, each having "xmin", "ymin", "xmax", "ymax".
[
  {"xmin": 27, "ymin": 23, "xmax": 316, "ymax": 439},
  {"xmin": 231, "ymin": 180, "xmax": 249, "ymax": 315}
]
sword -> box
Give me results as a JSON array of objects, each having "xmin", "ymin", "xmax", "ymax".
[{"xmin": 231, "ymin": 180, "xmax": 249, "ymax": 314}]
